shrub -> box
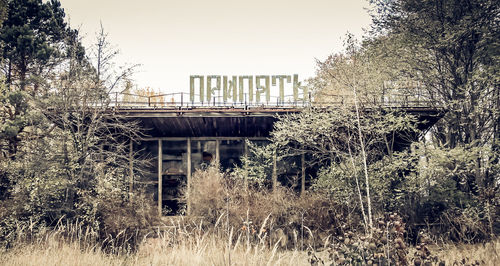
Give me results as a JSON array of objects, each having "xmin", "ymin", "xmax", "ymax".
[
  {"xmin": 318, "ymin": 213, "xmax": 409, "ymax": 265},
  {"xmin": 187, "ymin": 165, "xmax": 362, "ymax": 249}
]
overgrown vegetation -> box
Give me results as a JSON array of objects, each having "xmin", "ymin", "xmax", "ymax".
[
  {"xmin": 188, "ymin": 165, "xmax": 357, "ymax": 248},
  {"xmin": 0, "ymin": 0, "xmax": 498, "ymax": 264},
  {"xmin": 0, "ymin": 0, "xmax": 152, "ymax": 251},
  {"xmin": 0, "ymin": 166, "xmax": 498, "ymax": 265}
]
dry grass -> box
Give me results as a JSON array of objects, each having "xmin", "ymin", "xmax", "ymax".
[
  {"xmin": 1, "ymin": 167, "xmax": 498, "ymax": 265},
  {"xmin": 0, "ymin": 211, "xmax": 498, "ymax": 265},
  {"xmin": 134, "ymin": 237, "xmax": 308, "ymax": 265},
  {"xmin": 0, "ymin": 242, "xmax": 126, "ymax": 266},
  {"xmin": 0, "ymin": 208, "xmax": 312, "ymax": 266},
  {"xmin": 0, "ymin": 229, "xmax": 310, "ymax": 266},
  {"xmin": 1, "ymin": 234, "xmax": 499, "ymax": 266},
  {"xmin": 429, "ymin": 239, "xmax": 500, "ymax": 266},
  {"xmin": 187, "ymin": 165, "xmax": 354, "ymax": 249}
]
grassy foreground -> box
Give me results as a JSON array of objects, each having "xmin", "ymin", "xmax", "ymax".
[
  {"xmin": 1, "ymin": 236, "xmax": 498, "ymax": 266},
  {"xmin": 0, "ymin": 237, "xmax": 308, "ymax": 266}
]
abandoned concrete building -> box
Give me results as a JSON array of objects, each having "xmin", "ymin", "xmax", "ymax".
[
  {"xmin": 116, "ymin": 76, "xmax": 444, "ymax": 216},
  {"xmin": 125, "ymin": 107, "xmax": 298, "ymax": 216}
]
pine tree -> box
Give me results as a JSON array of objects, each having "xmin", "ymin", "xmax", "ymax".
[{"xmin": 0, "ymin": 0, "xmax": 68, "ymax": 92}]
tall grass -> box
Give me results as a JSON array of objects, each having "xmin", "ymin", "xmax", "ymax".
[
  {"xmin": 1, "ymin": 222, "xmax": 498, "ymax": 265},
  {"xmin": 431, "ymin": 239, "xmax": 500, "ymax": 266},
  {"xmin": 186, "ymin": 165, "xmax": 355, "ymax": 250},
  {"xmin": 0, "ymin": 216, "xmax": 311, "ymax": 266},
  {"xmin": 1, "ymin": 166, "xmax": 498, "ymax": 265}
]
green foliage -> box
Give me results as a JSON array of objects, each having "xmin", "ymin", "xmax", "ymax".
[
  {"xmin": 0, "ymin": 0, "xmax": 496, "ymax": 252},
  {"xmin": 313, "ymin": 163, "xmax": 354, "ymax": 200},
  {"xmin": 370, "ymin": 0, "xmax": 500, "ymax": 202},
  {"xmin": 297, "ymin": 0, "xmax": 500, "ymax": 242},
  {"xmin": 310, "ymin": 213, "xmax": 413, "ymax": 265},
  {"xmin": 0, "ymin": 0, "xmax": 150, "ymax": 251},
  {"xmin": 273, "ymin": 107, "xmax": 417, "ymax": 165},
  {"xmin": 0, "ymin": 86, "xmax": 28, "ymax": 139},
  {"xmin": 0, "ymin": 0, "xmax": 7, "ymax": 29},
  {"xmin": 310, "ymin": 33, "xmax": 387, "ymax": 102},
  {"xmin": 0, "ymin": 80, "xmax": 47, "ymax": 157},
  {"xmin": 271, "ymin": 88, "xmax": 498, "ymax": 241},
  {"xmin": 0, "ymin": 0, "xmax": 70, "ymax": 90},
  {"xmin": 231, "ymin": 140, "xmax": 275, "ymax": 186},
  {"xmin": 274, "ymin": 106, "xmax": 417, "ymax": 185}
]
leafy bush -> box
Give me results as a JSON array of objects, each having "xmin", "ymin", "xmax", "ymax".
[{"xmin": 315, "ymin": 213, "xmax": 410, "ymax": 265}]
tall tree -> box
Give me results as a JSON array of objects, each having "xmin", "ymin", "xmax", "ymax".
[
  {"xmin": 1, "ymin": 17, "xmax": 149, "ymax": 244},
  {"xmin": 370, "ymin": 0, "xmax": 499, "ymax": 193},
  {"xmin": 0, "ymin": 0, "xmax": 68, "ymax": 92},
  {"xmin": 0, "ymin": 0, "xmax": 7, "ymax": 28},
  {"xmin": 0, "ymin": 0, "xmax": 74, "ymax": 157}
]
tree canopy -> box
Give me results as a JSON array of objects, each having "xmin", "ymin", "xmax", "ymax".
[
  {"xmin": 0, "ymin": 0, "xmax": 69, "ymax": 91},
  {"xmin": 370, "ymin": 0, "xmax": 499, "ymax": 148}
]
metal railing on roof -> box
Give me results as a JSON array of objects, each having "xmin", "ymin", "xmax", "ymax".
[{"xmin": 109, "ymin": 90, "xmax": 439, "ymax": 110}]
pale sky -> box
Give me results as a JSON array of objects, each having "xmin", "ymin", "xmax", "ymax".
[{"xmin": 60, "ymin": 0, "xmax": 372, "ymax": 94}]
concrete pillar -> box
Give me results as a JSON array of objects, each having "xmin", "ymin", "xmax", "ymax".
[
  {"xmin": 158, "ymin": 140, "xmax": 162, "ymax": 216},
  {"xmin": 187, "ymin": 138, "xmax": 191, "ymax": 215},
  {"xmin": 215, "ymin": 139, "xmax": 220, "ymax": 166}
]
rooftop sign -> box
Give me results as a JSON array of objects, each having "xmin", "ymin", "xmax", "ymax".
[{"xmin": 190, "ymin": 75, "xmax": 307, "ymax": 103}]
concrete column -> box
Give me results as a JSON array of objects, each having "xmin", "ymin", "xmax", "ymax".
[
  {"xmin": 215, "ymin": 139, "xmax": 220, "ymax": 166},
  {"xmin": 158, "ymin": 140, "xmax": 162, "ymax": 216},
  {"xmin": 244, "ymin": 139, "xmax": 249, "ymax": 189},
  {"xmin": 244, "ymin": 139, "xmax": 249, "ymax": 156},
  {"xmin": 187, "ymin": 138, "xmax": 191, "ymax": 215}
]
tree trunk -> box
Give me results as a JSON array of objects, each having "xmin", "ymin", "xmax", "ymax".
[{"xmin": 352, "ymin": 78, "xmax": 373, "ymax": 232}]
